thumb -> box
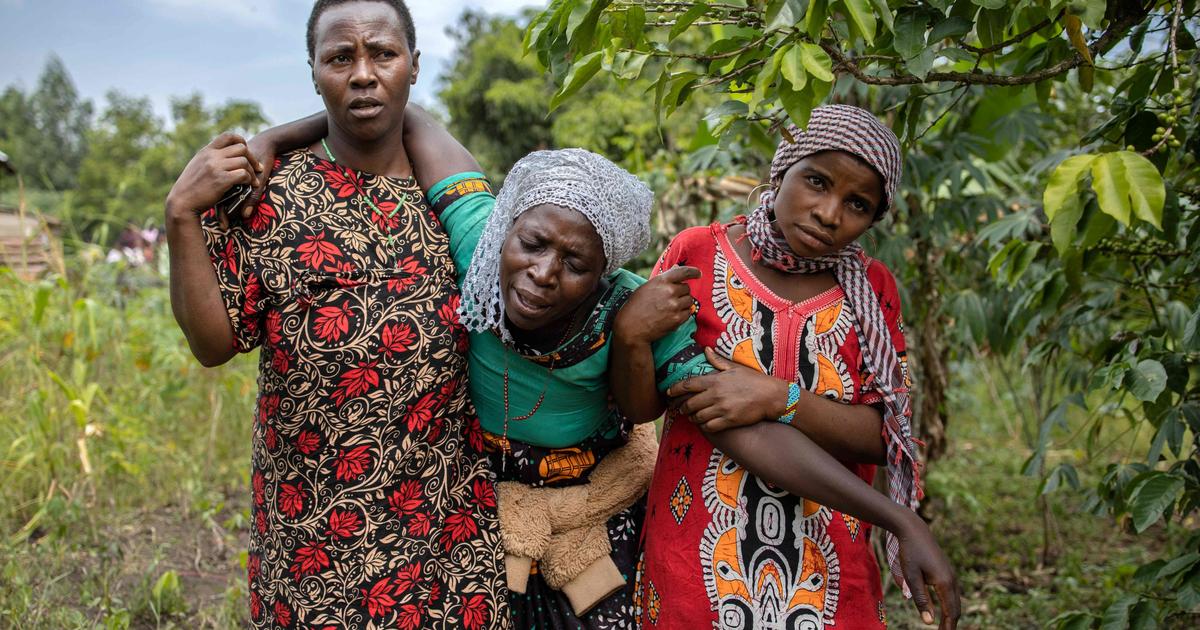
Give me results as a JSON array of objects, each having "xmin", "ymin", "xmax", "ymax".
[
  {"xmin": 663, "ymin": 265, "xmax": 701, "ymax": 283},
  {"xmin": 703, "ymin": 347, "xmax": 734, "ymax": 371}
]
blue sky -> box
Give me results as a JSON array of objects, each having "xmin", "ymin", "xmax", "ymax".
[{"xmin": 0, "ymin": 0, "xmax": 537, "ymax": 125}]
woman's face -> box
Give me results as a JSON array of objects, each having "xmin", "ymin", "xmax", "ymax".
[
  {"xmin": 772, "ymin": 150, "xmax": 885, "ymax": 257},
  {"xmin": 499, "ymin": 204, "xmax": 607, "ymax": 332},
  {"xmin": 310, "ymin": 2, "xmax": 419, "ymax": 144}
]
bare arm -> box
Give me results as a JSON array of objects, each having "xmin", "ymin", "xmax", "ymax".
[
  {"xmin": 704, "ymin": 422, "xmax": 960, "ymax": 629},
  {"xmin": 165, "ymin": 133, "xmax": 261, "ymax": 367},
  {"xmin": 401, "ymin": 105, "xmax": 482, "ymax": 192},
  {"xmin": 609, "ymin": 266, "xmax": 701, "ymax": 422},
  {"xmin": 669, "ymin": 348, "xmax": 885, "ymax": 465}
]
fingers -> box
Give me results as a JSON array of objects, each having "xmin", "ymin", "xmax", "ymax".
[
  {"xmin": 666, "ymin": 374, "xmax": 714, "ymax": 398},
  {"xmin": 677, "ymin": 389, "xmax": 717, "ymax": 417},
  {"xmin": 935, "ymin": 576, "xmax": 960, "ymax": 630},
  {"xmin": 219, "ymin": 157, "xmax": 257, "ymax": 187},
  {"xmin": 903, "ymin": 565, "xmax": 934, "ymax": 626},
  {"xmin": 697, "ymin": 417, "xmax": 735, "ymax": 433},
  {"xmin": 660, "ymin": 264, "xmax": 701, "ymax": 283},
  {"xmin": 209, "ymin": 132, "xmax": 247, "ymax": 150},
  {"xmin": 703, "ymin": 347, "xmax": 735, "ymax": 372}
]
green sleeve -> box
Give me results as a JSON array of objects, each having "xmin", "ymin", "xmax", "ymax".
[
  {"xmin": 427, "ymin": 172, "xmax": 495, "ymax": 282},
  {"xmin": 650, "ymin": 314, "xmax": 714, "ymax": 392}
]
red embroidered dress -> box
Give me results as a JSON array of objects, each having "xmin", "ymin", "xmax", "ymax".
[
  {"xmin": 636, "ymin": 222, "xmax": 909, "ymax": 630},
  {"xmin": 201, "ymin": 149, "xmax": 506, "ymax": 629}
]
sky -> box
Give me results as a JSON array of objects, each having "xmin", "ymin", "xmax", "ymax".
[{"xmin": 0, "ymin": 0, "xmax": 538, "ymax": 125}]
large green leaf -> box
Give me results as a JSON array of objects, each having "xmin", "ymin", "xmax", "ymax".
[
  {"xmin": 840, "ymin": 0, "xmax": 878, "ymax": 45},
  {"xmin": 1043, "ymin": 154, "xmax": 1096, "ymax": 254},
  {"xmin": 550, "ymin": 51, "xmax": 603, "ymax": 111},
  {"xmin": 1127, "ymin": 359, "xmax": 1167, "ymax": 403},
  {"xmin": 799, "ymin": 43, "xmax": 833, "ymax": 82},
  {"xmin": 780, "ymin": 45, "xmax": 808, "ymax": 91},
  {"xmin": 1089, "ymin": 152, "xmax": 1166, "ymax": 228},
  {"xmin": 1130, "ymin": 473, "xmax": 1184, "ymax": 533},
  {"xmin": 766, "ymin": 0, "xmax": 808, "ymax": 31},
  {"xmin": 894, "ymin": 10, "xmax": 929, "ymax": 59}
]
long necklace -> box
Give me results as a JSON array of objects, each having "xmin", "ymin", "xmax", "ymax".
[
  {"xmin": 320, "ymin": 138, "xmax": 401, "ymax": 247},
  {"xmin": 498, "ymin": 310, "xmax": 580, "ymax": 470}
]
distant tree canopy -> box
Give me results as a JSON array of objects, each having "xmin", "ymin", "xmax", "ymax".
[{"xmin": 0, "ymin": 57, "xmax": 267, "ymax": 244}]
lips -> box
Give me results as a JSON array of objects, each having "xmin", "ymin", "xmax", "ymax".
[
  {"xmin": 510, "ymin": 286, "xmax": 551, "ymax": 315},
  {"xmin": 348, "ymin": 96, "xmax": 384, "ymax": 119},
  {"xmin": 798, "ymin": 224, "xmax": 834, "ymax": 246}
]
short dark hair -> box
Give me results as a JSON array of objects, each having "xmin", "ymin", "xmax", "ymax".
[{"xmin": 306, "ymin": 0, "xmax": 416, "ymax": 59}]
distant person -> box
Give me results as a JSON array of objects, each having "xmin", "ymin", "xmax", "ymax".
[{"xmin": 163, "ymin": 1, "xmax": 505, "ymax": 627}]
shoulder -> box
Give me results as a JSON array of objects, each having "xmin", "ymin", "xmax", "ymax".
[
  {"xmin": 658, "ymin": 224, "xmax": 721, "ymax": 269},
  {"xmin": 863, "ymin": 256, "xmax": 900, "ymax": 294}
]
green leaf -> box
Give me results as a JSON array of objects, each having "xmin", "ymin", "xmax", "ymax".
[
  {"xmin": 1090, "ymin": 151, "xmax": 1165, "ymax": 228},
  {"xmin": 907, "ymin": 47, "xmax": 937, "ymax": 79},
  {"xmin": 32, "ymin": 283, "xmax": 52, "ymax": 327},
  {"xmin": 929, "ymin": 16, "xmax": 973, "ymax": 42},
  {"xmin": 798, "ymin": 43, "xmax": 833, "ymax": 83},
  {"xmin": 1127, "ymin": 359, "xmax": 1167, "ymax": 403},
  {"xmin": 1130, "ymin": 473, "xmax": 1184, "ymax": 533},
  {"xmin": 1050, "ymin": 611, "xmax": 1096, "ymax": 630},
  {"xmin": 780, "ymin": 45, "xmax": 808, "ymax": 91},
  {"xmin": 624, "ymin": 5, "xmax": 646, "ymax": 45},
  {"xmin": 550, "ymin": 51, "xmax": 603, "ymax": 111},
  {"xmin": 778, "ymin": 83, "xmax": 814, "ymax": 129},
  {"xmin": 805, "ymin": 0, "xmax": 828, "ymax": 39},
  {"xmin": 976, "ymin": 8, "xmax": 1008, "ymax": 50},
  {"xmin": 1100, "ymin": 595, "xmax": 1138, "ymax": 630},
  {"xmin": 894, "ymin": 11, "xmax": 928, "ymax": 59},
  {"xmin": 614, "ymin": 51, "xmax": 650, "ymax": 80},
  {"xmin": 970, "ymin": 0, "xmax": 1006, "ymax": 9},
  {"xmin": 1183, "ymin": 307, "xmax": 1200, "ymax": 350},
  {"xmin": 670, "ymin": 3, "xmax": 709, "ymax": 41},
  {"xmin": 665, "ymin": 71, "xmax": 700, "ymax": 116},
  {"xmin": 840, "ymin": 0, "xmax": 877, "ymax": 45},
  {"xmin": 750, "ymin": 55, "xmax": 781, "ymax": 113},
  {"xmin": 766, "ymin": 0, "xmax": 808, "ymax": 31},
  {"xmin": 1043, "ymin": 154, "xmax": 1096, "ymax": 254}
]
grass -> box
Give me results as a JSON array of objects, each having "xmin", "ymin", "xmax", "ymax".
[{"xmin": 0, "ymin": 254, "xmax": 1189, "ymax": 628}]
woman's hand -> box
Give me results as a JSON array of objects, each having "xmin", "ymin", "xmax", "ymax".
[
  {"xmin": 613, "ymin": 265, "xmax": 700, "ymax": 345},
  {"xmin": 236, "ymin": 134, "xmax": 279, "ymax": 218},
  {"xmin": 165, "ymin": 132, "xmax": 263, "ymax": 224},
  {"xmin": 667, "ymin": 348, "xmax": 789, "ymax": 431},
  {"xmin": 895, "ymin": 511, "xmax": 962, "ymax": 629}
]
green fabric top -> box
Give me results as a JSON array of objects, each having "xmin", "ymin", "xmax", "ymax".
[{"xmin": 429, "ymin": 171, "xmax": 711, "ymax": 448}]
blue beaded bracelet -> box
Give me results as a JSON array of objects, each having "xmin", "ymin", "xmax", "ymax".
[{"xmin": 778, "ymin": 382, "xmax": 802, "ymax": 424}]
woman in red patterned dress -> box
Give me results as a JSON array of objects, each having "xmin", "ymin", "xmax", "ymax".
[
  {"xmin": 164, "ymin": 1, "xmax": 505, "ymax": 627},
  {"xmin": 630, "ymin": 106, "xmax": 960, "ymax": 629}
]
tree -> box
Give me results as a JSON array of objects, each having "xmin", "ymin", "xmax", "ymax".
[
  {"xmin": 0, "ymin": 56, "xmax": 94, "ymax": 191},
  {"xmin": 529, "ymin": 1, "xmax": 1199, "ymax": 625}
]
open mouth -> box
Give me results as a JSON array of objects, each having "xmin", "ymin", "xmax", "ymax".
[
  {"xmin": 510, "ymin": 287, "xmax": 551, "ymax": 316},
  {"xmin": 348, "ymin": 97, "xmax": 384, "ymax": 119}
]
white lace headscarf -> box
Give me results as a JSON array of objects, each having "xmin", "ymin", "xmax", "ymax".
[{"xmin": 458, "ymin": 148, "xmax": 653, "ymax": 342}]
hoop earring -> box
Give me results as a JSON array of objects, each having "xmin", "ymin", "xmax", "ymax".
[{"xmin": 864, "ymin": 231, "xmax": 878, "ymax": 251}]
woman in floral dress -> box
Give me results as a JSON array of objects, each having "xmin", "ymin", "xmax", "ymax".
[{"xmin": 164, "ymin": 1, "xmax": 505, "ymax": 627}]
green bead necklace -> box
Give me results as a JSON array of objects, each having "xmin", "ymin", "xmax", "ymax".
[{"xmin": 320, "ymin": 137, "xmax": 401, "ymax": 246}]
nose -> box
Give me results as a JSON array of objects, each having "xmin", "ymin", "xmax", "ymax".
[
  {"xmin": 349, "ymin": 56, "xmax": 377, "ymax": 89},
  {"xmin": 811, "ymin": 196, "xmax": 841, "ymax": 229},
  {"xmin": 527, "ymin": 255, "xmax": 559, "ymax": 288}
]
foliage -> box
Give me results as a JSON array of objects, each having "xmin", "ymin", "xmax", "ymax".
[
  {"xmin": 1, "ymin": 57, "xmax": 267, "ymax": 245},
  {"xmin": 0, "ymin": 55, "xmax": 93, "ymax": 191},
  {"xmin": 528, "ymin": 0, "xmax": 1199, "ymax": 625}
]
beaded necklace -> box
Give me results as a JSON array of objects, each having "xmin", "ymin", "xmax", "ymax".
[
  {"xmin": 320, "ymin": 137, "xmax": 402, "ymax": 247},
  {"xmin": 498, "ymin": 308, "xmax": 580, "ymax": 470}
]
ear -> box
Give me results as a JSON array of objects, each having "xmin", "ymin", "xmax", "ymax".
[
  {"xmin": 410, "ymin": 49, "xmax": 420, "ymax": 85},
  {"xmin": 309, "ymin": 59, "xmax": 320, "ymax": 95}
]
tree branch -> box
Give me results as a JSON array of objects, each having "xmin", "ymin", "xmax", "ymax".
[{"xmin": 959, "ymin": 13, "xmax": 1062, "ymax": 55}]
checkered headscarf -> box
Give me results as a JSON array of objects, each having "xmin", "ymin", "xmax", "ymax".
[{"xmin": 746, "ymin": 105, "xmax": 920, "ymax": 596}]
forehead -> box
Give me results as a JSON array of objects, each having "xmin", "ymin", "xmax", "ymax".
[
  {"xmin": 314, "ymin": 2, "xmax": 407, "ymax": 49},
  {"xmin": 512, "ymin": 204, "xmax": 603, "ymax": 252}
]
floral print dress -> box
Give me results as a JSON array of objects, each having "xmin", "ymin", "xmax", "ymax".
[{"xmin": 201, "ymin": 149, "xmax": 506, "ymax": 630}]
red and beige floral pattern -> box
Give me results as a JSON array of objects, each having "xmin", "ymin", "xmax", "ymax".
[{"xmin": 202, "ymin": 149, "xmax": 506, "ymax": 629}]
